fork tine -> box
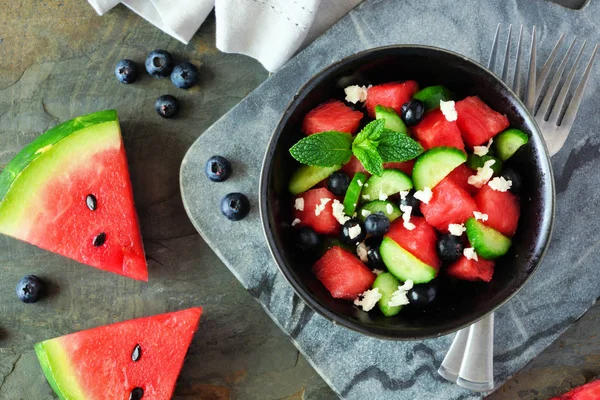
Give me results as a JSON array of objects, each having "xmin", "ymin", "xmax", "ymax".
[
  {"xmin": 560, "ymin": 44, "xmax": 598, "ymax": 131},
  {"xmin": 501, "ymin": 25, "xmax": 513, "ymax": 82},
  {"xmin": 513, "ymin": 25, "xmax": 524, "ymax": 97},
  {"xmin": 537, "ymin": 37, "xmax": 577, "ymax": 120},
  {"xmin": 548, "ymin": 41, "xmax": 587, "ymax": 126},
  {"xmin": 524, "ymin": 26, "xmax": 537, "ymax": 110},
  {"xmin": 535, "ymin": 32, "xmax": 566, "ymax": 100},
  {"xmin": 488, "ymin": 24, "xmax": 501, "ymax": 72}
]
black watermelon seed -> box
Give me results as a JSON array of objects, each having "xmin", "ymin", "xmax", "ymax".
[
  {"xmin": 129, "ymin": 387, "xmax": 144, "ymax": 400},
  {"xmin": 93, "ymin": 233, "xmax": 106, "ymax": 247},
  {"xmin": 86, "ymin": 194, "xmax": 97, "ymax": 211},
  {"xmin": 131, "ymin": 344, "xmax": 142, "ymax": 362}
]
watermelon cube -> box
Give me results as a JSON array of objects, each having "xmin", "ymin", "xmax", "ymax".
[
  {"xmin": 550, "ymin": 379, "xmax": 600, "ymax": 400},
  {"xmin": 475, "ymin": 185, "xmax": 520, "ymax": 236},
  {"xmin": 420, "ymin": 177, "xmax": 478, "ymax": 233},
  {"xmin": 455, "ymin": 96, "xmax": 510, "ymax": 147},
  {"xmin": 411, "ymin": 109, "xmax": 465, "ymax": 151},
  {"xmin": 447, "ymin": 256, "xmax": 495, "ymax": 282},
  {"xmin": 342, "ymin": 155, "xmax": 370, "ymax": 178},
  {"xmin": 383, "ymin": 160, "xmax": 415, "ymax": 176},
  {"xmin": 293, "ymin": 188, "xmax": 341, "ymax": 235},
  {"xmin": 366, "ymin": 81, "xmax": 419, "ymax": 117},
  {"xmin": 446, "ymin": 164, "xmax": 477, "ymax": 195},
  {"xmin": 312, "ymin": 246, "xmax": 376, "ymax": 299},
  {"xmin": 301, "ymin": 100, "xmax": 364, "ymax": 135},
  {"xmin": 385, "ymin": 216, "xmax": 441, "ymax": 270}
]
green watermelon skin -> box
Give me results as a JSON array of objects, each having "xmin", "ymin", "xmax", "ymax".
[{"xmin": 34, "ymin": 307, "xmax": 203, "ymax": 400}]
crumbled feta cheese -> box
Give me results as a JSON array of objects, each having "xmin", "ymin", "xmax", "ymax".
[
  {"xmin": 362, "ymin": 194, "xmax": 371, "ymax": 200},
  {"xmin": 357, "ymin": 180, "xmax": 363, "ymax": 187},
  {"xmin": 440, "ymin": 100, "xmax": 458, "ymax": 122},
  {"xmin": 344, "ymin": 85, "xmax": 369, "ymax": 104},
  {"xmin": 386, "ymin": 203, "xmax": 394, "ymax": 215},
  {"xmin": 488, "ymin": 176, "xmax": 512, "ymax": 192},
  {"xmin": 379, "ymin": 192, "xmax": 388, "ymax": 201},
  {"xmin": 388, "ymin": 280, "xmax": 414, "ymax": 307},
  {"xmin": 468, "ymin": 159, "xmax": 496, "ymax": 188},
  {"xmin": 448, "ymin": 223, "xmax": 466, "ymax": 236},
  {"xmin": 414, "ymin": 187, "xmax": 433, "ymax": 204},
  {"xmin": 373, "ymin": 269, "xmax": 384, "ymax": 276},
  {"xmin": 291, "ymin": 218, "xmax": 301, "ymax": 227},
  {"xmin": 294, "ymin": 198, "xmax": 304, "ymax": 211},
  {"xmin": 399, "ymin": 190, "xmax": 410, "ymax": 200},
  {"xmin": 473, "ymin": 138, "xmax": 494, "ymax": 157},
  {"xmin": 356, "ymin": 242, "xmax": 369, "ymax": 263},
  {"xmin": 348, "ymin": 224, "xmax": 362, "ymax": 239},
  {"xmin": 331, "ymin": 199, "xmax": 350, "ymax": 225},
  {"xmin": 361, "ymin": 209, "xmax": 372, "ymax": 218},
  {"xmin": 464, "ymin": 247, "xmax": 479, "ymax": 261},
  {"xmin": 400, "ymin": 204, "xmax": 415, "ymax": 230},
  {"xmin": 473, "ymin": 211, "xmax": 489, "ymax": 222},
  {"xmin": 354, "ymin": 288, "xmax": 382, "ymax": 312},
  {"xmin": 314, "ymin": 198, "xmax": 331, "ymax": 216}
]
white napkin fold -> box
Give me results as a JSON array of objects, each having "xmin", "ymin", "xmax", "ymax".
[{"xmin": 87, "ymin": 0, "xmax": 362, "ymax": 71}]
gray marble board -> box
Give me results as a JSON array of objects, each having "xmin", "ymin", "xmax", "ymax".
[{"xmin": 180, "ymin": 0, "xmax": 600, "ymax": 398}]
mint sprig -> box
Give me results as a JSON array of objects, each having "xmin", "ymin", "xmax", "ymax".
[
  {"xmin": 378, "ymin": 129, "xmax": 424, "ymax": 162},
  {"xmin": 289, "ymin": 131, "xmax": 353, "ymax": 167}
]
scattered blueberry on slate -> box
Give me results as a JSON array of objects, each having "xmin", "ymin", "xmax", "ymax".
[
  {"xmin": 327, "ymin": 171, "xmax": 350, "ymax": 196},
  {"xmin": 145, "ymin": 49, "xmax": 174, "ymax": 78},
  {"xmin": 171, "ymin": 62, "xmax": 199, "ymax": 89},
  {"xmin": 437, "ymin": 234, "xmax": 464, "ymax": 263},
  {"xmin": 340, "ymin": 218, "xmax": 366, "ymax": 245},
  {"xmin": 367, "ymin": 247, "xmax": 386, "ymax": 270},
  {"xmin": 364, "ymin": 212, "xmax": 391, "ymax": 236},
  {"xmin": 400, "ymin": 191, "xmax": 422, "ymax": 216},
  {"xmin": 221, "ymin": 193, "xmax": 250, "ymax": 221},
  {"xmin": 154, "ymin": 95, "xmax": 179, "ymax": 118},
  {"xmin": 16, "ymin": 275, "xmax": 44, "ymax": 303},
  {"xmin": 114, "ymin": 59, "xmax": 138, "ymax": 84},
  {"xmin": 295, "ymin": 226, "xmax": 323, "ymax": 253},
  {"xmin": 401, "ymin": 99, "xmax": 425, "ymax": 126},
  {"xmin": 501, "ymin": 167, "xmax": 522, "ymax": 194},
  {"xmin": 408, "ymin": 280, "xmax": 439, "ymax": 308},
  {"xmin": 205, "ymin": 156, "xmax": 231, "ymax": 182}
]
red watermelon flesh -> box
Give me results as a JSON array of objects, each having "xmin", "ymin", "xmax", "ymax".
[
  {"xmin": 455, "ymin": 96, "xmax": 509, "ymax": 147},
  {"xmin": 385, "ymin": 217, "xmax": 441, "ymax": 270},
  {"xmin": 342, "ymin": 155, "xmax": 370, "ymax": 178},
  {"xmin": 550, "ymin": 379, "xmax": 600, "ymax": 400},
  {"xmin": 475, "ymin": 185, "xmax": 520, "ymax": 236},
  {"xmin": 312, "ymin": 246, "xmax": 375, "ymax": 299},
  {"xmin": 294, "ymin": 188, "xmax": 341, "ymax": 235},
  {"xmin": 411, "ymin": 109, "xmax": 465, "ymax": 151},
  {"xmin": 383, "ymin": 160, "xmax": 415, "ymax": 176},
  {"xmin": 301, "ymin": 100, "xmax": 364, "ymax": 135},
  {"xmin": 35, "ymin": 307, "xmax": 203, "ymax": 400},
  {"xmin": 447, "ymin": 256, "xmax": 495, "ymax": 282},
  {"xmin": 421, "ymin": 177, "xmax": 478, "ymax": 233},
  {"xmin": 366, "ymin": 81, "xmax": 419, "ymax": 117},
  {"xmin": 446, "ymin": 164, "xmax": 478, "ymax": 195}
]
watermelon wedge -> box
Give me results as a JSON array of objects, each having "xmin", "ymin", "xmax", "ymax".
[
  {"xmin": 35, "ymin": 307, "xmax": 202, "ymax": 400},
  {"xmin": 301, "ymin": 100, "xmax": 363, "ymax": 135},
  {"xmin": 0, "ymin": 110, "xmax": 147, "ymax": 281},
  {"xmin": 550, "ymin": 379, "xmax": 600, "ymax": 400}
]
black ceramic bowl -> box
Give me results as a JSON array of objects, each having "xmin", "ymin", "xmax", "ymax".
[{"xmin": 260, "ymin": 46, "xmax": 554, "ymax": 340}]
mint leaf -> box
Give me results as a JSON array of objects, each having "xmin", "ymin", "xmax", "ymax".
[
  {"xmin": 289, "ymin": 131, "xmax": 353, "ymax": 167},
  {"xmin": 353, "ymin": 142, "xmax": 383, "ymax": 176},
  {"xmin": 353, "ymin": 119, "xmax": 385, "ymax": 147},
  {"xmin": 378, "ymin": 130, "xmax": 424, "ymax": 162}
]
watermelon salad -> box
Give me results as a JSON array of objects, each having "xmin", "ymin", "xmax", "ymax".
[{"xmin": 287, "ymin": 80, "xmax": 529, "ymax": 316}]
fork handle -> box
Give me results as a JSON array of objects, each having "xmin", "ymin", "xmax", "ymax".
[{"xmin": 457, "ymin": 313, "xmax": 495, "ymax": 391}]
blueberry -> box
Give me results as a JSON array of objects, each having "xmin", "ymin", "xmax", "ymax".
[
  {"xmin": 220, "ymin": 193, "xmax": 250, "ymax": 221},
  {"xmin": 500, "ymin": 168, "xmax": 522, "ymax": 194},
  {"xmin": 295, "ymin": 226, "xmax": 323, "ymax": 253},
  {"xmin": 114, "ymin": 59, "xmax": 138, "ymax": 84},
  {"xmin": 170, "ymin": 62, "xmax": 199, "ymax": 89},
  {"xmin": 437, "ymin": 234, "xmax": 464, "ymax": 263},
  {"xmin": 401, "ymin": 99, "xmax": 425, "ymax": 126},
  {"xmin": 205, "ymin": 156, "xmax": 231, "ymax": 182},
  {"xmin": 145, "ymin": 50, "xmax": 174, "ymax": 78},
  {"xmin": 16, "ymin": 275, "xmax": 43, "ymax": 303},
  {"xmin": 327, "ymin": 171, "xmax": 350, "ymax": 196},
  {"xmin": 364, "ymin": 212, "xmax": 391, "ymax": 236},
  {"xmin": 365, "ymin": 235, "xmax": 383, "ymax": 249},
  {"xmin": 154, "ymin": 95, "xmax": 179, "ymax": 118},
  {"xmin": 400, "ymin": 191, "xmax": 422, "ymax": 216},
  {"xmin": 340, "ymin": 218, "xmax": 366, "ymax": 245},
  {"xmin": 367, "ymin": 247, "xmax": 386, "ymax": 270},
  {"xmin": 408, "ymin": 280, "xmax": 439, "ymax": 308}
]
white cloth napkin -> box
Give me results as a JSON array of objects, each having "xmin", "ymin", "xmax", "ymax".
[{"xmin": 87, "ymin": 0, "xmax": 362, "ymax": 71}]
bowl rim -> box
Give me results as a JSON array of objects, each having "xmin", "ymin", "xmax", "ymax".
[{"xmin": 259, "ymin": 44, "xmax": 555, "ymax": 340}]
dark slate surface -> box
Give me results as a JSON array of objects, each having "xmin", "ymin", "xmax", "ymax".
[{"xmin": 180, "ymin": 0, "xmax": 600, "ymax": 398}]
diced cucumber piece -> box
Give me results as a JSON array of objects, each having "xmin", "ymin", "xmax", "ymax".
[
  {"xmin": 375, "ymin": 105, "xmax": 407, "ymax": 134},
  {"xmin": 362, "ymin": 169, "xmax": 413, "ymax": 200},
  {"xmin": 343, "ymin": 172, "xmax": 368, "ymax": 216},
  {"xmin": 466, "ymin": 154, "xmax": 503, "ymax": 175},
  {"xmin": 289, "ymin": 164, "xmax": 341, "ymax": 195},
  {"xmin": 358, "ymin": 201, "xmax": 402, "ymax": 222},
  {"xmin": 372, "ymin": 272, "xmax": 403, "ymax": 316},
  {"xmin": 412, "ymin": 147, "xmax": 467, "ymax": 191},
  {"xmin": 380, "ymin": 237, "xmax": 437, "ymax": 284},
  {"xmin": 493, "ymin": 129, "xmax": 529, "ymax": 161},
  {"xmin": 413, "ymin": 85, "xmax": 452, "ymax": 111},
  {"xmin": 465, "ymin": 218, "xmax": 512, "ymax": 260}
]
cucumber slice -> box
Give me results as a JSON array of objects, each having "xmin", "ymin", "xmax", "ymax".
[
  {"xmin": 375, "ymin": 105, "xmax": 407, "ymax": 134},
  {"xmin": 343, "ymin": 172, "xmax": 368, "ymax": 216},
  {"xmin": 362, "ymin": 169, "xmax": 413, "ymax": 200},
  {"xmin": 372, "ymin": 272, "xmax": 403, "ymax": 316},
  {"xmin": 413, "ymin": 85, "xmax": 452, "ymax": 111},
  {"xmin": 358, "ymin": 200, "xmax": 401, "ymax": 222},
  {"xmin": 380, "ymin": 237, "xmax": 437, "ymax": 284},
  {"xmin": 493, "ymin": 129, "xmax": 529, "ymax": 161},
  {"xmin": 466, "ymin": 154, "xmax": 503, "ymax": 175},
  {"xmin": 288, "ymin": 164, "xmax": 341, "ymax": 195},
  {"xmin": 465, "ymin": 218, "xmax": 511, "ymax": 260},
  {"xmin": 412, "ymin": 147, "xmax": 467, "ymax": 191}
]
